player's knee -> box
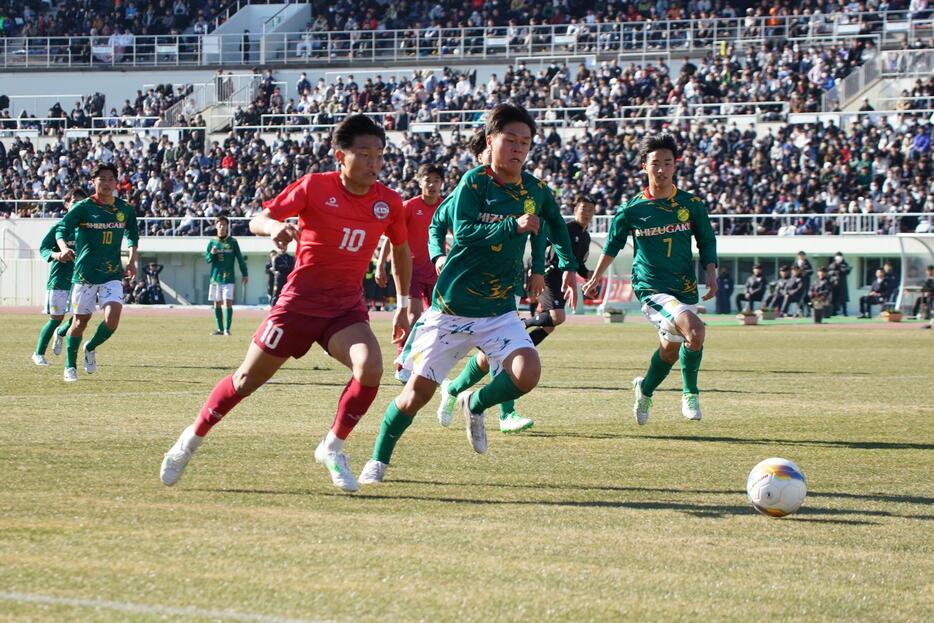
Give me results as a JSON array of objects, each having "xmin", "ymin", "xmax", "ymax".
[
  {"xmin": 552, "ymin": 311, "xmax": 566, "ymax": 326},
  {"xmin": 397, "ymin": 379, "xmax": 433, "ymax": 413},
  {"xmin": 354, "ymin": 358, "xmax": 383, "ymax": 386},
  {"xmin": 231, "ymin": 369, "xmax": 262, "ymax": 396},
  {"xmin": 682, "ymin": 318, "xmax": 706, "ymax": 348}
]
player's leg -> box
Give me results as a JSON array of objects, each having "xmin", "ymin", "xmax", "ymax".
[
  {"xmin": 53, "ymin": 316, "xmax": 73, "ymax": 355},
  {"xmin": 394, "ymin": 294, "xmax": 425, "ymax": 383},
  {"xmin": 632, "ymin": 294, "xmax": 687, "ymax": 424},
  {"xmin": 34, "ymin": 289, "xmax": 69, "ymax": 365},
  {"xmin": 82, "ymin": 280, "xmax": 125, "ymax": 373},
  {"xmin": 315, "ymin": 321, "xmax": 384, "ymax": 491},
  {"xmin": 438, "ymin": 350, "xmax": 489, "ymax": 426},
  {"xmin": 673, "ymin": 308, "xmax": 705, "ymax": 421},
  {"xmin": 209, "ymin": 282, "xmax": 224, "ymax": 334},
  {"xmin": 224, "ymin": 292, "xmax": 234, "ymax": 335},
  {"xmin": 161, "ymin": 341, "xmax": 289, "ymax": 486},
  {"xmin": 524, "ymin": 274, "xmax": 566, "ymax": 345},
  {"xmin": 63, "ymin": 284, "xmax": 96, "ymax": 381}
]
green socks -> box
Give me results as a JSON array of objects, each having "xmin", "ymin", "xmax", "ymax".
[
  {"xmin": 35, "ymin": 317, "xmax": 62, "ymax": 356},
  {"xmin": 498, "ymin": 399, "xmax": 516, "ymax": 420},
  {"xmin": 640, "ymin": 349, "xmax": 675, "ymax": 397},
  {"xmin": 55, "ymin": 316, "xmax": 72, "ymax": 338},
  {"xmin": 372, "ymin": 400, "xmax": 415, "ymax": 464},
  {"xmin": 679, "ymin": 345, "xmax": 703, "ymax": 395},
  {"xmin": 65, "ymin": 335, "xmax": 81, "ymax": 369},
  {"xmin": 225, "ymin": 307, "xmax": 233, "ymax": 332},
  {"xmin": 85, "ymin": 322, "xmax": 114, "ymax": 352},
  {"xmin": 448, "ymin": 355, "xmax": 487, "ymax": 396},
  {"xmin": 214, "ymin": 307, "xmax": 224, "ymax": 332},
  {"xmin": 470, "ymin": 371, "xmax": 523, "ymax": 413}
]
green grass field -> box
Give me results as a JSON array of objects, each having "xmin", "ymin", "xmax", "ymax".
[{"xmin": 1, "ymin": 311, "xmax": 932, "ymax": 622}]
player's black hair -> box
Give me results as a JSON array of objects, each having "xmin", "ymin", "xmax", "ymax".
[
  {"xmin": 574, "ymin": 193, "xmax": 596, "ymax": 206},
  {"xmin": 638, "ymin": 133, "xmax": 680, "ymax": 162},
  {"xmin": 467, "ymin": 127, "xmax": 488, "ymax": 158},
  {"xmin": 485, "ymin": 103, "xmax": 536, "ymax": 137},
  {"xmin": 333, "ymin": 114, "xmax": 386, "ymax": 150},
  {"xmin": 417, "ymin": 163, "xmax": 445, "ymax": 178},
  {"xmin": 216, "ymin": 215, "xmax": 229, "ymax": 225},
  {"xmin": 65, "ymin": 186, "xmax": 89, "ymax": 203},
  {"xmin": 91, "ymin": 162, "xmax": 119, "ymax": 178}
]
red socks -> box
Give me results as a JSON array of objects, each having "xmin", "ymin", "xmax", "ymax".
[
  {"xmin": 194, "ymin": 374, "xmax": 244, "ymax": 436},
  {"xmin": 331, "ymin": 377, "xmax": 379, "ymax": 439}
]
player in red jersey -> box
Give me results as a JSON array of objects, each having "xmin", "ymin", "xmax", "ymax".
[
  {"xmin": 160, "ymin": 115, "xmax": 412, "ymax": 492},
  {"xmin": 374, "ymin": 163, "xmax": 444, "ymax": 383}
]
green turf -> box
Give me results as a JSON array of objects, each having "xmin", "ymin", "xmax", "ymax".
[{"xmin": 1, "ymin": 312, "xmax": 931, "ymax": 622}]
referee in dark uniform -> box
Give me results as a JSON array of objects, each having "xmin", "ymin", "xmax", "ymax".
[{"xmin": 524, "ymin": 194, "xmax": 595, "ymax": 345}]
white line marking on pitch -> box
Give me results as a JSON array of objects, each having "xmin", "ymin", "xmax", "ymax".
[{"xmin": 0, "ymin": 592, "xmax": 332, "ymax": 623}]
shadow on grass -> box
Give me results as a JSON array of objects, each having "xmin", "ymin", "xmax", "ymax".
[
  {"xmin": 526, "ymin": 431, "xmax": 621, "ymax": 440},
  {"xmin": 635, "ymin": 434, "xmax": 934, "ymax": 452}
]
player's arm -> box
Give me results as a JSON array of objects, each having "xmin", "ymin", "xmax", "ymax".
[
  {"xmin": 39, "ymin": 225, "xmax": 63, "ymax": 262},
  {"xmin": 374, "ymin": 235, "xmax": 391, "ymax": 288},
  {"xmin": 541, "ymin": 191, "xmax": 578, "ymax": 273},
  {"xmin": 233, "ymin": 239, "xmax": 249, "ymax": 284},
  {"xmin": 252, "ymin": 176, "xmax": 306, "ymax": 248},
  {"xmin": 691, "ymin": 199, "xmax": 718, "ymax": 301},
  {"xmin": 250, "ymin": 210, "xmax": 299, "ymax": 249},
  {"xmin": 451, "ymin": 175, "xmax": 537, "ymax": 245},
  {"xmin": 582, "ymin": 209, "xmax": 629, "ymax": 298},
  {"xmin": 204, "ymin": 241, "xmax": 217, "ymax": 263},
  {"xmin": 55, "ymin": 205, "xmax": 80, "ymax": 260},
  {"xmin": 428, "ymin": 197, "xmax": 452, "ymax": 274},
  {"xmin": 125, "ymin": 204, "xmax": 140, "ymax": 280}
]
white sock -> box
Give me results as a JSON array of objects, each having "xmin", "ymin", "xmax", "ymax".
[
  {"xmin": 323, "ymin": 430, "xmax": 344, "ymax": 453},
  {"xmin": 181, "ymin": 425, "xmax": 203, "ymax": 452}
]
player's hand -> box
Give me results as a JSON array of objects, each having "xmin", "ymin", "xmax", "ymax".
[
  {"xmin": 242, "ymin": 276, "xmax": 249, "ymax": 285},
  {"xmin": 391, "ymin": 306, "xmax": 410, "ymax": 346},
  {"xmin": 702, "ymin": 269, "xmax": 718, "ymax": 301},
  {"xmin": 515, "ymin": 214, "xmax": 540, "ymax": 235},
  {"xmin": 267, "ymin": 221, "xmax": 299, "ymax": 250},
  {"xmin": 561, "ymin": 270, "xmax": 578, "ymax": 309},
  {"xmin": 527, "ymin": 273, "xmax": 544, "ymax": 300},
  {"xmin": 434, "ymin": 255, "xmax": 447, "ymax": 275},
  {"xmin": 375, "ymin": 263, "xmax": 388, "ymax": 288},
  {"xmin": 211, "ymin": 246, "xmax": 219, "ymax": 255},
  {"xmin": 582, "ymin": 276, "xmax": 601, "ymax": 299},
  {"xmin": 125, "ymin": 262, "xmax": 137, "ymax": 280},
  {"xmin": 58, "ymin": 249, "xmax": 75, "ymax": 263}
]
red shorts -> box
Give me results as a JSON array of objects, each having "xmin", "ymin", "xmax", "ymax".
[
  {"xmin": 251, "ymin": 301, "xmax": 370, "ymax": 359},
  {"xmin": 410, "ymin": 264, "xmax": 437, "ymax": 306}
]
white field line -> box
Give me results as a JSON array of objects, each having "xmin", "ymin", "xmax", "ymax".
[{"xmin": 0, "ymin": 591, "xmax": 331, "ymax": 623}]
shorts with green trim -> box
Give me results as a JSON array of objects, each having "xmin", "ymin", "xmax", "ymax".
[{"xmin": 641, "ymin": 293, "xmax": 697, "ymax": 343}]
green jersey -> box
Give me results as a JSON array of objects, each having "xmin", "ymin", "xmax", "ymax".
[
  {"xmin": 205, "ymin": 236, "xmax": 248, "ymax": 284},
  {"xmin": 39, "ymin": 220, "xmax": 75, "ymax": 291},
  {"xmin": 56, "ymin": 196, "xmax": 139, "ymax": 285},
  {"xmin": 432, "ymin": 166, "xmax": 577, "ymax": 317},
  {"xmin": 603, "ymin": 187, "xmax": 717, "ymax": 305}
]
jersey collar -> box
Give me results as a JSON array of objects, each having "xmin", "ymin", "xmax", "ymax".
[{"xmin": 642, "ymin": 186, "xmax": 677, "ymax": 201}]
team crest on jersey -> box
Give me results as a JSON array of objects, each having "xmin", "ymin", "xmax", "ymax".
[
  {"xmin": 372, "ymin": 201, "xmax": 390, "ymax": 220},
  {"xmin": 523, "ymin": 199, "xmax": 536, "ymax": 215},
  {"xmin": 115, "ymin": 211, "xmax": 125, "ymax": 222},
  {"xmin": 491, "ymin": 244, "xmax": 502, "ymax": 252},
  {"xmin": 677, "ymin": 208, "xmax": 689, "ymax": 222}
]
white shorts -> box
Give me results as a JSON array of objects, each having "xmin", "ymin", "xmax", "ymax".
[
  {"xmin": 641, "ymin": 293, "xmax": 698, "ymax": 343},
  {"xmin": 44, "ymin": 289, "xmax": 72, "ymax": 316},
  {"xmin": 208, "ymin": 282, "xmax": 235, "ymax": 302},
  {"xmin": 397, "ymin": 307, "xmax": 534, "ymax": 384},
  {"xmin": 71, "ymin": 280, "xmax": 124, "ymax": 316}
]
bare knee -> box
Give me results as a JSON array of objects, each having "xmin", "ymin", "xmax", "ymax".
[
  {"xmin": 231, "ymin": 368, "xmax": 264, "ymax": 396},
  {"xmin": 395, "ymin": 377, "xmax": 436, "ymax": 414},
  {"xmin": 507, "ymin": 351, "xmax": 541, "ymax": 393},
  {"xmin": 659, "ymin": 343, "xmax": 680, "ymax": 364},
  {"xmin": 353, "ymin": 356, "xmax": 383, "ymax": 386}
]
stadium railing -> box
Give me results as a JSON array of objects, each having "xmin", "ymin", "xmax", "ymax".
[{"xmin": 0, "ymin": 11, "xmax": 928, "ymax": 70}]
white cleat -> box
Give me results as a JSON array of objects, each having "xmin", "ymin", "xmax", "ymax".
[
  {"xmin": 437, "ymin": 378, "xmax": 456, "ymax": 427},
  {"xmin": 83, "ymin": 344, "xmax": 97, "ymax": 374},
  {"xmin": 63, "ymin": 367, "xmax": 78, "ymax": 383},
  {"xmin": 458, "ymin": 391, "xmax": 487, "ymax": 454},
  {"xmin": 358, "ymin": 459, "xmax": 388, "ymax": 484},
  {"xmin": 314, "ymin": 441, "xmax": 359, "ymax": 492},
  {"xmin": 499, "ymin": 412, "xmax": 534, "ymax": 434},
  {"xmin": 52, "ymin": 333, "xmax": 64, "ymax": 356},
  {"xmin": 632, "ymin": 376, "xmax": 652, "ymax": 425},
  {"xmin": 394, "ymin": 367, "xmax": 411, "ymax": 385},
  {"xmin": 682, "ymin": 393, "xmax": 702, "ymax": 420},
  {"xmin": 31, "ymin": 353, "xmax": 49, "ymax": 366},
  {"xmin": 160, "ymin": 433, "xmax": 196, "ymax": 486}
]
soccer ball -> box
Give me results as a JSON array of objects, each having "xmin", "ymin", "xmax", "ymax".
[{"xmin": 746, "ymin": 457, "xmax": 807, "ymax": 517}]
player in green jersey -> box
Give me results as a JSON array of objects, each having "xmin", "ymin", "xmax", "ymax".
[
  {"xmin": 205, "ymin": 215, "xmax": 249, "ymax": 335},
  {"xmin": 583, "ymin": 133, "xmax": 718, "ymax": 423},
  {"xmin": 55, "ymin": 163, "xmax": 140, "ymax": 383},
  {"xmin": 358, "ymin": 104, "xmax": 579, "ymax": 484},
  {"xmin": 32, "ymin": 187, "xmax": 88, "ymax": 366}
]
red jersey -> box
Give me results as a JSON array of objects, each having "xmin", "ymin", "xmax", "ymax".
[
  {"xmin": 263, "ymin": 171, "xmax": 406, "ymax": 317},
  {"xmin": 403, "ymin": 195, "xmax": 442, "ymax": 272}
]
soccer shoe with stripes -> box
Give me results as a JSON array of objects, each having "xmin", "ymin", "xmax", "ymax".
[
  {"xmin": 83, "ymin": 344, "xmax": 97, "ymax": 374},
  {"xmin": 632, "ymin": 376, "xmax": 652, "ymax": 425},
  {"xmin": 314, "ymin": 441, "xmax": 359, "ymax": 492},
  {"xmin": 437, "ymin": 378, "xmax": 456, "ymax": 427},
  {"xmin": 31, "ymin": 353, "xmax": 49, "ymax": 366},
  {"xmin": 458, "ymin": 391, "xmax": 487, "ymax": 454},
  {"xmin": 63, "ymin": 367, "xmax": 78, "ymax": 383},
  {"xmin": 682, "ymin": 393, "xmax": 702, "ymax": 421},
  {"xmin": 358, "ymin": 459, "xmax": 388, "ymax": 484},
  {"xmin": 52, "ymin": 333, "xmax": 64, "ymax": 356},
  {"xmin": 160, "ymin": 432, "xmax": 197, "ymax": 486},
  {"xmin": 499, "ymin": 412, "xmax": 534, "ymax": 434}
]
